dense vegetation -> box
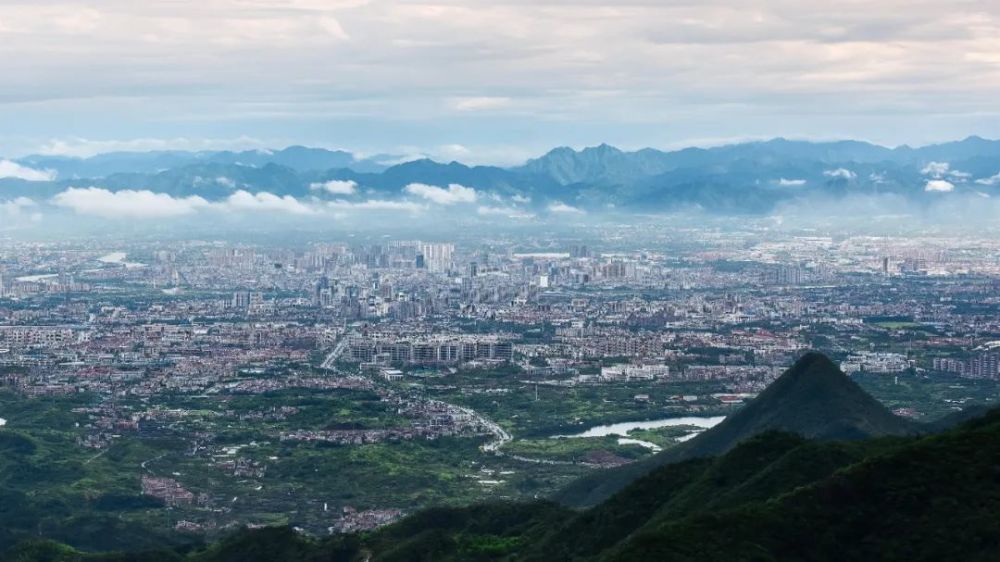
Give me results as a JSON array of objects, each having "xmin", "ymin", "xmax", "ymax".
[{"xmin": 8, "ymin": 353, "xmax": 1000, "ymax": 561}]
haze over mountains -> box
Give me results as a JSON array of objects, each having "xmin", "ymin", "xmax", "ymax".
[{"xmin": 3, "ymin": 137, "xmax": 1000, "ymax": 223}]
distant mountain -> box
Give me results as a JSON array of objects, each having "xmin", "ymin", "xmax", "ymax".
[
  {"xmin": 4, "ymin": 137, "xmax": 1000, "ymax": 215},
  {"xmin": 517, "ymin": 139, "xmax": 902, "ymax": 187},
  {"xmin": 517, "ymin": 144, "xmax": 680, "ymax": 185},
  {"xmin": 554, "ymin": 352, "xmax": 917, "ymax": 507},
  {"xmin": 14, "ymin": 146, "xmax": 389, "ymax": 179},
  {"xmin": 98, "ymin": 163, "xmax": 309, "ymax": 198}
]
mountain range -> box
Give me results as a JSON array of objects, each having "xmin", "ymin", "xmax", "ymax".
[
  {"xmin": 9, "ymin": 352, "xmax": 1000, "ymax": 561},
  {"xmin": 3, "ymin": 137, "xmax": 1000, "ymax": 216}
]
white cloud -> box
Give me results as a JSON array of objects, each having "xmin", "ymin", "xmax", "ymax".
[
  {"xmin": 548, "ymin": 201, "xmax": 585, "ymax": 214},
  {"xmin": 0, "ymin": 160, "xmax": 56, "ymax": 181},
  {"xmin": 510, "ymin": 194, "xmax": 531, "ymax": 203},
  {"xmin": 1, "ymin": 0, "xmax": 1000, "ymax": 155},
  {"xmin": 921, "ymin": 161, "xmax": 970, "ymax": 181},
  {"xmin": 310, "ymin": 179, "xmax": 358, "ymax": 195},
  {"xmin": 925, "ymin": 179, "xmax": 955, "ymax": 192},
  {"xmin": 975, "ymin": 172, "xmax": 1000, "ymax": 186},
  {"xmin": 403, "ymin": 182, "xmax": 477, "ymax": 204},
  {"xmin": 451, "ymin": 97, "xmax": 512, "ymax": 112},
  {"xmin": 776, "ymin": 178, "xmax": 806, "ymax": 187},
  {"xmin": 327, "ymin": 199, "xmax": 426, "ymax": 212},
  {"xmin": 51, "ymin": 186, "xmax": 319, "ymax": 218},
  {"xmin": 215, "ymin": 176, "xmax": 236, "ymax": 188},
  {"xmin": 52, "ymin": 187, "xmax": 211, "ymax": 218},
  {"xmin": 921, "ymin": 161, "xmax": 950, "ymax": 178},
  {"xmin": 477, "ymin": 205, "xmax": 535, "ymax": 219},
  {"xmin": 317, "ymin": 16, "xmax": 349, "ymax": 40},
  {"xmin": 380, "ymin": 144, "xmax": 537, "ymax": 167},
  {"xmin": 823, "ymin": 168, "xmax": 856, "ymax": 180},
  {"xmin": 224, "ymin": 190, "xmax": 315, "ymax": 214},
  {"xmin": 35, "ymin": 136, "xmax": 266, "ymax": 158},
  {"xmin": 0, "ymin": 197, "xmax": 37, "ymax": 216}
]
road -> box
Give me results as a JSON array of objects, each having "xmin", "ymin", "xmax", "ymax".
[{"xmin": 320, "ymin": 332, "xmax": 354, "ymax": 370}]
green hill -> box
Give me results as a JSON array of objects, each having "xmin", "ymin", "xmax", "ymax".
[{"xmin": 554, "ymin": 352, "xmax": 917, "ymax": 507}]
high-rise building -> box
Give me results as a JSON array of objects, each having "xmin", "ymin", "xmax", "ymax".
[
  {"xmin": 420, "ymin": 243, "xmax": 454, "ymax": 272},
  {"xmin": 232, "ymin": 291, "xmax": 252, "ymax": 309}
]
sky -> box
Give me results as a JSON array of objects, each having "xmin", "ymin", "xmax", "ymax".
[{"xmin": 1, "ymin": 0, "xmax": 1000, "ymax": 164}]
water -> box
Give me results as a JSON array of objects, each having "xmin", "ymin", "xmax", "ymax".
[
  {"xmin": 98, "ymin": 252, "xmax": 146, "ymax": 268},
  {"xmin": 554, "ymin": 415, "xmax": 725, "ymax": 439},
  {"xmin": 15, "ymin": 273, "xmax": 58, "ymax": 283},
  {"xmin": 617, "ymin": 437, "xmax": 662, "ymax": 452}
]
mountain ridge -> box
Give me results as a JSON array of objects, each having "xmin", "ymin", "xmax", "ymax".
[{"xmin": 4, "ymin": 137, "xmax": 1000, "ymax": 215}]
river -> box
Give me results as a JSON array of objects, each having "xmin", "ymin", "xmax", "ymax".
[
  {"xmin": 553, "ymin": 415, "xmax": 726, "ymax": 439},
  {"xmin": 15, "ymin": 273, "xmax": 59, "ymax": 283},
  {"xmin": 98, "ymin": 252, "xmax": 146, "ymax": 268}
]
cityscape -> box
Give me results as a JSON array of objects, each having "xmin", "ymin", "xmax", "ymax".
[
  {"xmin": 2, "ymin": 223, "xmax": 998, "ymax": 540},
  {"xmin": 3, "ymin": 0, "xmax": 1000, "ymax": 558}
]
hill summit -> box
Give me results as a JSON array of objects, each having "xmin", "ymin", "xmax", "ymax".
[{"xmin": 556, "ymin": 352, "xmax": 916, "ymax": 507}]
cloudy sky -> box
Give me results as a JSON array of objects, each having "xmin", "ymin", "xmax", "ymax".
[{"xmin": 2, "ymin": 0, "xmax": 999, "ymax": 163}]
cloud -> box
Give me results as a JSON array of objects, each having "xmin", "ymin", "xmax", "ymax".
[
  {"xmin": 510, "ymin": 194, "xmax": 531, "ymax": 203},
  {"xmin": 224, "ymin": 190, "xmax": 315, "ymax": 214},
  {"xmin": 52, "ymin": 187, "xmax": 317, "ymax": 218},
  {"xmin": 52, "ymin": 187, "xmax": 211, "ymax": 218},
  {"xmin": 920, "ymin": 161, "xmax": 970, "ymax": 181},
  {"xmin": 317, "ymin": 16, "xmax": 349, "ymax": 40},
  {"xmin": 823, "ymin": 168, "xmax": 856, "ymax": 180},
  {"xmin": 215, "ymin": 176, "xmax": 237, "ymax": 188},
  {"xmin": 477, "ymin": 205, "xmax": 535, "ymax": 219},
  {"xmin": 925, "ymin": 179, "xmax": 955, "ymax": 192},
  {"xmin": 921, "ymin": 161, "xmax": 950, "ymax": 178},
  {"xmin": 34, "ymin": 136, "xmax": 266, "ymax": 158},
  {"xmin": 403, "ymin": 182, "xmax": 477, "ymax": 204},
  {"xmin": 451, "ymin": 97, "xmax": 512, "ymax": 112},
  {"xmin": 378, "ymin": 144, "xmax": 537, "ymax": 167},
  {"xmin": 310, "ymin": 179, "xmax": 358, "ymax": 195},
  {"xmin": 776, "ymin": 178, "xmax": 807, "ymax": 187},
  {"xmin": 0, "ymin": 160, "xmax": 56, "ymax": 181},
  {"xmin": 327, "ymin": 199, "xmax": 426, "ymax": 212},
  {"xmin": 0, "ymin": 197, "xmax": 37, "ymax": 216},
  {"xmin": 548, "ymin": 201, "xmax": 585, "ymax": 214},
  {"xmin": 975, "ymin": 172, "xmax": 1000, "ymax": 186},
  {"xmin": 3, "ymin": 0, "xmax": 1000, "ymax": 157}
]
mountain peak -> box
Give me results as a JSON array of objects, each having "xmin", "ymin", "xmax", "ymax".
[
  {"xmin": 695, "ymin": 351, "xmax": 912, "ymax": 445},
  {"xmin": 765, "ymin": 351, "xmax": 848, "ymax": 392},
  {"xmin": 556, "ymin": 352, "xmax": 915, "ymax": 507},
  {"xmin": 581, "ymin": 143, "xmax": 623, "ymax": 154}
]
